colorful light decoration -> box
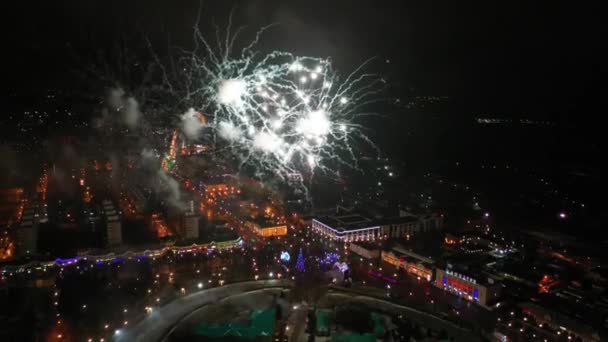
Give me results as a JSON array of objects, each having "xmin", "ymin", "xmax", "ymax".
[
  {"xmin": 280, "ymin": 251, "xmax": 291, "ymax": 262},
  {"xmin": 334, "ymin": 262, "xmax": 349, "ymax": 273},
  {"xmin": 296, "ymin": 248, "xmax": 305, "ymax": 272},
  {"xmin": 322, "ymin": 251, "xmax": 339, "ymax": 264}
]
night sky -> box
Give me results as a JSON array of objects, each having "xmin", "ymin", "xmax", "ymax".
[
  {"xmin": 3, "ymin": 1, "xmax": 606, "ymax": 164},
  {"xmin": 6, "ymin": 1, "xmax": 605, "ymax": 104}
]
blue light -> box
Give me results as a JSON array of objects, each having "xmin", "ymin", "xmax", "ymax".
[
  {"xmin": 473, "ymin": 288, "xmax": 479, "ymax": 300},
  {"xmin": 442, "ymin": 276, "xmax": 447, "ymax": 285},
  {"xmin": 55, "ymin": 257, "xmax": 80, "ymax": 265},
  {"xmin": 322, "ymin": 252, "xmax": 339, "ymax": 264}
]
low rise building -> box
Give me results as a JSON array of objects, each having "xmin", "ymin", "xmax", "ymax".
[
  {"xmin": 349, "ymin": 242, "xmax": 381, "ymax": 259},
  {"xmin": 106, "ymin": 216, "xmax": 122, "ymax": 246},
  {"xmin": 312, "ymin": 211, "xmax": 443, "ymax": 242},
  {"xmin": 245, "ymin": 219, "xmax": 287, "ymax": 237},
  {"xmin": 381, "ymin": 250, "xmax": 407, "ymax": 269},
  {"xmin": 180, "ymin": 213, "xmax": 200, "ymax": 240},
  {"xmin": 435, "ymin": 267, "xmax": 501, "ymax": 306},
  {"xmin": 406, "ymin": 262, "xmax": 434, "ymax": 281},
  {"xmin": 103, "ymin": 200, "xmax": 122, "ymax": 246},
  {"xmin": 381, "ymin": 247, "xmax": 434, "ymax": 281},
  {"xmin": 380, "ymin": 215, "xmax": 419, "ymax": 238},
  {"xmin": 312, "ymin": 214, "xmax": 380, "ymax": 242}
]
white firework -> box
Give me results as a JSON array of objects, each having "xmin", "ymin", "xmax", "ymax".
[{"xmin": 161, "ymin": 18, "xmax": 384, "ymax": 182}]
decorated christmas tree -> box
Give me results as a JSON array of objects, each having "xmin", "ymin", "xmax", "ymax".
[{"xmin": 296, "ymin": 248, "xmax": 305, "ymax": 272}]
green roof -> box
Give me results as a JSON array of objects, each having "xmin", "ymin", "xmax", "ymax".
[
  {"xmin": 371, "ymin": 313, "xmax": 385, "ymax": 336},
  {"xmin": 316, "ymin": 310, "xmax": 329, "ymax": 333},
  {"xmin": 193, "ymin": 308, "xmax": 275, "ymax": 339}
]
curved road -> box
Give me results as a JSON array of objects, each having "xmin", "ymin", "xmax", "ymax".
[
  {"xmin": 114, "ymin": 279, "xmax": 477, "ymax": 342},
  {"xmin": 114, "ymin": 279, "xmax": 293, "ymax": 342}
]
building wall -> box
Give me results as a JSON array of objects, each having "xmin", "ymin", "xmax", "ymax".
[
  {"xmin": 434, "ymin": 269, "xmax": 499, "ymax": 306},
  {"xmin": 381, "ymin": 222, "xmax": 418, "ymax": 238},
  {"xmin": 406, "ymin": 263, "xmax": 433, "ymax": 281},
  {"xmin": 420, "ymin": 214, "xmax": 444, "ymax": 232},
  {"xmin": 381, "ymin": 250, "xmax": 406, "ymax": 269},
  {"xmin": 247, "ymin": 221, "xmax": 287, "ymax": 237},
  {"xmin": 257, "ymin": 225, "xmax": 287, "ymax": 237},
  {"xmin": 349, "ymin": 243, "xmax": 380, "ymax": 259},
  {"xmin": 107, "ymin": 220, "xmax": 122, "ymax": 246},
  {"xmin": 312, "ymin": 213, "xmax": 443, "ymax": 243},
  {"xmin": 182, "ymin": 215, "xmax": 200, "ymax": 240},
  {"xmin": 311, "ymin": 219, "xmax": 381, "ymax": 242},
  {"xmin": 342, "ymin": 227, "xmax": 380, "ymax": 242}
]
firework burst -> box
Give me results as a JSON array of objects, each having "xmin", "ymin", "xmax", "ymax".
[{"xmin": 159, "ymin": 17, "xmax": 384, "ymax": 184}]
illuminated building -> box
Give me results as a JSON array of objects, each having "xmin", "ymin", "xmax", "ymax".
[
  {"xmin": 381, "ymin": 247, "xmax": 434, "ymax": 281},
  {"xmin": 312, "ymin": 214, "xmax": 381, "ymax": 242},
  {"xmin": 0, "ymin": 188, "xmax": 24, "ymax": 230},
  {"xmin": 406, "ymin": 262, "xmax": 433, "ymax": 281},
  {"xmin": 381, "ymin": 250, "xmax": 407, "ymax": 269},
  {"xmin": 202, "ymin": 183, "xmax": 228, "ymax": 193},
  {"xmin": 245, "ymin": 219, "xmax": 287, "ymax": 237},
  {"xmin": 151, "ymin": 213, "xmax": 171, "ymax": 239},
  {"xmin": 179, "ymin": 213, "xmax": 200, "ymax": 240},
  {"xmin": 162, "ymin": 129, "xmax": 179, "ymax": 171},
  {"xmin": 442, "ymin": 232, "xmax": 516, "ymax": 257},
  {"xmin": 312, "ymin": 212, "xmax": 443, "ymax": 242},
  {"xmin": 435, "ymin": 268, "xmax": 501, "ymax": 306},
  {"xmin": 103, "ymin": 200, "xmax": 122, "ymax": 246},
  {"xmin": 381, "ymin": 215, "xmax": 420, "ymax": 238}
]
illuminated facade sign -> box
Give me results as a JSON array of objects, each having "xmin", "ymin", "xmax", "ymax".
[{"xmin": 435, "ymin": 268, "xmax": 500, "ymax": 306}]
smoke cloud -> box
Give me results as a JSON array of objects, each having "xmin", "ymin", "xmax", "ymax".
[
  {"xmin": 103, "ymin": 87, "xmax": 141, "ymax": 129},
  {"xmin": 157, "ymin": 169, "xmax": 182, "ymax": 208},
  {"xmin": 123, "ymin": 97, "xmax": 141, "ymax": 129},
  {"xmin": 180, "ymin": 108, "xmax": 204, "ymax": 140}
]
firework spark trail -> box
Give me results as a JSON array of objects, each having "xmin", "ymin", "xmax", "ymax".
[{"xmin": 158, "ymin": 17, "xmax": 384, "ymax": 184}]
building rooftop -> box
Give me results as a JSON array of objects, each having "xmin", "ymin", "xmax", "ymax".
[
  {"xmin": 314, "ymin": 214, "xmax": 376, "ymax": 232},
  {"xmin": 442, "ymin": 260, "xmax": 499, "ymax": 287},
  {"xmin": 248, "ymin": 217, "xmax": 285, "ymax": 228},
  {"xmin": 378, "ymin": 215, "xmax": 419, "ymax": 225},
  {"xmin": 389, "ymin": 245, "xmax": 435, "ymax": 264},
  {"xmin": 351, "ymin": 241, "xmax": 382, "ymax": 250}
]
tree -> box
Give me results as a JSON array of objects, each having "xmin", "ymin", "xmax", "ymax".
[{"xmin": 296, "ymin": 248, "xmax": 305, "ymax": 272}]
